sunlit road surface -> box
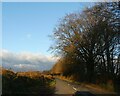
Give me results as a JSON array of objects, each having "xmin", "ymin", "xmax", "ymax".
[
  {"xmin": 55, "ymin": 78, "xmax": 93, "ymax": 95},
  {"xmin": 55, "ymin": 78, "xmax": 117, "ymax": 96},
  {"xmin": 55, "ymin": 78, "xmax": 76, "ymax": 94}
]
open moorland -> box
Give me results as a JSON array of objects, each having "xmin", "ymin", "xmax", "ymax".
[{"xmin": 1, "ymin": 68, "xmax": 55, "ymax": 95}]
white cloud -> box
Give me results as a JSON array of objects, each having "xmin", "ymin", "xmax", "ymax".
[{"xmin": 0, "ymin": 49, "xmax": 57, "ymax": 72}]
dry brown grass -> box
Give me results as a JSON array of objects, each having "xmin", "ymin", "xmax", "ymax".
[
  {"xmin": 2, "ymin": 68, "xmax": 55, "ymax": 95},
  {"xmin": 17, "ymin": 71, "xmax": 42, "ymax": 78}
]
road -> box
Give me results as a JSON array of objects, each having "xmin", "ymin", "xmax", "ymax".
[
  {"xmin": 55, "ymin": 78, "xmax": 76, "ymax": 94},
  {"xmin": 55, "ymin": 78, "xmax": 95, "ymax": 96},
  {"xmin": 55, "ymin": 78, "xmax": 117, "ymax": 96}
]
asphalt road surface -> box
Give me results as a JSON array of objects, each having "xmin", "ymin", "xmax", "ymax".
[
  {"xmin": 55, "ymin": 78, "xmax": 76, "ymax": 94},
  {"xmin": 55, "ymin": 78, "xmax": 95, "ymax": 96},
  {"xmin": 55, "ymin": 78, "xmax": 117, "ymax": 96}
]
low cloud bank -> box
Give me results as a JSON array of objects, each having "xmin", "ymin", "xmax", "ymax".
[{"xmin": 0, "ymin": 49, "xmax": 57, "ymax": 72}]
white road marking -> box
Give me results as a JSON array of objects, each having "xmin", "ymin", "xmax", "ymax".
[{"xmin": 73, "ymin": 87, "xmax": 77, "ymax": 91}]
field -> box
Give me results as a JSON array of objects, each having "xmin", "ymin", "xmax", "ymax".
[{"xmin": 1, "ymin": 68, "xmax": 55, "ymax": 95}]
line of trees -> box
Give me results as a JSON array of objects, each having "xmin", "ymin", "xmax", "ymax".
[{"xmin": 50, "ymin": 2, "xmax": 120, "ymax": 91}]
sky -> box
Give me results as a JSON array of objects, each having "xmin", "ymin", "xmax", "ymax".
[
  {"xmin": 2, "ymin": 0, "xmax": 117, "ymax": 2},
  {"xmin": 2, "ymin": 2, "xmax": 91, "ymax": 55},
  {"xmin": 1, "ymin": 2, "xmax": 93, "ymax": 71}
]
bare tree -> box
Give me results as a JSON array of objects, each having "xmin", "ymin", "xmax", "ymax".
[{"xmin": 50, "ymin": 2, "xmax": 120, "ymax": 84}]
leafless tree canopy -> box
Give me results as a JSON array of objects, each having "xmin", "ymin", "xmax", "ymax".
[{"xmin": 50, "ymin": 2, "xmax": 120, "ymax": 91}]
